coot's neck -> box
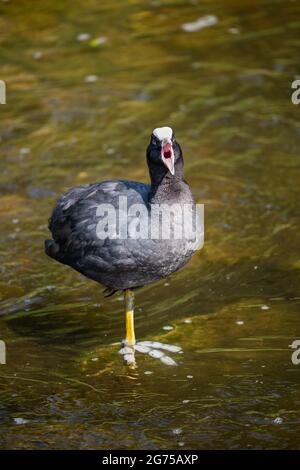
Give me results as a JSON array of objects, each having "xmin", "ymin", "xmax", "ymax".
[{"xmin": 148, "ymin": 159, "xmax": 187, "ymax": 204}]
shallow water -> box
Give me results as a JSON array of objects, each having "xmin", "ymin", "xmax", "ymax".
[{"xmin": 1, "ymin": 0, "xmax": 300, "ymax": 449}]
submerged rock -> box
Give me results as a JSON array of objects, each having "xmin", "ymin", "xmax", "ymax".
[
  {"xmin": 77, "ymin": 33, "xmax": 91, "ymax": 42},
  {"xmin": 182, "ymin": 15, "xmax": 218, "ymax": 33},
  {"xmin": 14, "ymin": 417, "xmax": 29, "ymax": 425},
  {"xmin": 84, "ymin": 75, "xmax": 98, "ymax": 83}
]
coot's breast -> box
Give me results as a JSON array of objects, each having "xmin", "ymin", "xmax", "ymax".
[{"xmin": 47, "ymin": 180, "xmax": 203, "ymax": 290}]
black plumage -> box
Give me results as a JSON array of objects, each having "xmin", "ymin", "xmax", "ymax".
[{"xmin": 45, "ymin": 127, "xmax": 202, "ymax": 292}]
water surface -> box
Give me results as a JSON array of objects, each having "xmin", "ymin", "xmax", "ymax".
[{"xmin": 0, "ymin": 0, "xmax": 300, "ymax": 449}]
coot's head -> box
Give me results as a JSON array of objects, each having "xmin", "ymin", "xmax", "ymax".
[{"xmin": 147, "ymin": 126, "xmax": 183, "ymax": 177}]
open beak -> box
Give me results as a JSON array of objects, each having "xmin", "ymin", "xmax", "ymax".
[{"xmin": 161, "ymin": 139, "xmax": 175, "ymax": 175}]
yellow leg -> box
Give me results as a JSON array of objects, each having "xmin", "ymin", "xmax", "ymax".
[{"xmin": 124, "ymin": 289, "xmax": 135, "ymax": 346}]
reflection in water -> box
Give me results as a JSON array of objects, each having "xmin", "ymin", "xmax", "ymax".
[{"xmin": 0, "ymin": 0, "xmax": 300, "ymax": 450}]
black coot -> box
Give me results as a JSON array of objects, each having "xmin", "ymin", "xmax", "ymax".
[{"xmin": 45, "ymin": 127, "xmax": 203, "ymax": 353}]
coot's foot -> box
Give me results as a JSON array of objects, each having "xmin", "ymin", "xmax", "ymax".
[
  {"xmin": 119, "ymin": 344, "xmax": 136, "ymax": 367},
  {"xmin": 119, "ymin": 341, "xmax": 182, "ymax": 366}
]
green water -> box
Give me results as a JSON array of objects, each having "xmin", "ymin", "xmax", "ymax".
[{"xmin": 1, "ymin": 0, "xmax": 300, "ymax": 449}]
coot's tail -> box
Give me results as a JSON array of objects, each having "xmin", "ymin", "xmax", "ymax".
[{"xmin": 45, "ymin": 239, "xmax": 62, "ymax": 262}]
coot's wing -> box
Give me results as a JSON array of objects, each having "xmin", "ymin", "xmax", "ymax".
[{"xmin": 45, "ymin": 180, "xmax": 150, "ymax": 282}]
